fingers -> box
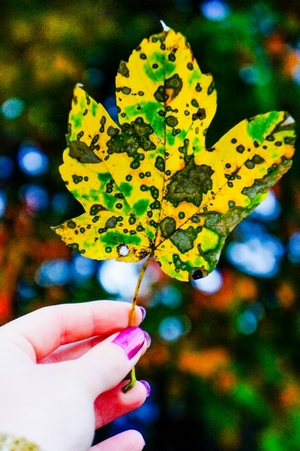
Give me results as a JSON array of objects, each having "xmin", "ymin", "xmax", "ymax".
[
  {"xmin": 73, "ymin": 326, "xmax": 151, "ymax": 397},
  {"xmin": 0, "ymin": 301, "xmax": 145, "ymax": 361},
  {"xmin": 39, "ymin": 337, "xmax": 103, "ymax": 363},
  {"xmin": 94, "ymin": 380, "xmax": 151, "ymax": 428},
  {"xmin": 90, "ymin": 430, "xmax": 145, "ymax": 451}
]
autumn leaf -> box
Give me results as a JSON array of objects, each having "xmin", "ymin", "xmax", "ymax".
[
  {"xmin": 53, "ymin": 26, "xmax": 296, "ymax": 283},
  {"xmin": 52, "ymin": 24, "xmax": 296, "ymax": 391}
]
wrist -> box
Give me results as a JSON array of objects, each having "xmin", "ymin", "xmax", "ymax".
[{"xmin": 0, "ymin": 434, "xmax": 41, "ymax": 451}]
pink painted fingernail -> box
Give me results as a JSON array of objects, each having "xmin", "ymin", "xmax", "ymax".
[
  {"xmin": 139, "ymin": 306, "xmax": 146, "ymax": 321},
  {"xmin": 112, "ymin": 326, "xmax": 146, "ymax": 360},
  {"xmin": 140, "ymin": 380, "xmax": 151, "ymax": 397},
  {"xmin": 144, "ymin": 330, "xmax": 151, "ymax": 348}
]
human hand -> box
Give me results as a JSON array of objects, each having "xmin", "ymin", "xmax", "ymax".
[{"xmin": 0, "ymin": 301, "xmax": 151, "ymax": 451}]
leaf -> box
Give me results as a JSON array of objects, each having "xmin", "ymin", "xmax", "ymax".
[{"xmin": 53, "ymin": 27, "xmax": 296, "ymax": 282}]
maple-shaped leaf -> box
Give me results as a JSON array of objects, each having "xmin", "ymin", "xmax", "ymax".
[{"xmin": 53, "ymin": 27, "xmax": 296, "ymax": 283}]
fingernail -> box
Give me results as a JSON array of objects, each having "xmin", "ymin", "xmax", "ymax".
[
  {"xmin": 140, "ymin": 380, "xmax": 151, "ymax": 397},
  {"xmin": 139, "ymin": 306, "xmax": 146, "ymax": 321},
  {"xmin": 144, "ymin": 330, "xmax": 151, "ymax": 348},
  {"xmin": 113, "ymin": 326, "xmax": 145, "ymax": 360}
]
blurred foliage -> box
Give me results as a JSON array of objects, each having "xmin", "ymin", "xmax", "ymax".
[{"xmin": 1, "ymin": 0, "xmax": 300, "ymax": 450}]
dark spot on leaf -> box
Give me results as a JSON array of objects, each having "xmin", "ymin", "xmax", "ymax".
[
  {"xmin": 166, "ymin": 115, "xmax": 179, "ymax": 127},
  {"xmin": 236, "ymin": 145, "xmax": 245, "ymax": 154},
  {"xmin": 155, "ymin": 155, "xmax": 165, "ymax": 172},
  {"xmin": 159, "ymin": 216, "xmax": 176, "ymax": 238},
  {"xmin": 170, "ymin": 226, "xmax": 199, "ymax": 253},
  {"xmin": 72, "ymin": 175, "xmax": 83, "ymax": 184},
  {"xmin": 100, "ymin": 116, "xmax": 106, "ymax": 133},
  {"xmin": 107, "ymin": 126, "xmax": 119, "ymax": 137},
  {"xmin": 207, "ymin": 81, "xmax": 215, "ymax": 95},
  {"xmin": 68, "ymin": 243, "xmax": 79, "ymax": 251},
  {"xmin": 67, "ymin": 220, "xmax": 76, "ymax": 229},
  {"xmin": 69, "ymin": 140, "xmax": 101, "ymax": 163},
  {"xmin": 105, "ymin": 216, "xmax": 118, "ymax": 229},
  {"xmin": 284, "ymin": 136, "xmax": 296, "ymax": 145},
  {"xmin": 266, "ymin": 135, "xmax": 275, "ymax": 141},
  {"xmin": 165, "ymin": 74, "xmax": 183, "ymax": 100},
  {"xmin": 154, "ymin": 85, "xmax": 169, "ymax": 102},
  {"xmin": 192, "ymin": 108, "xmax": 206, "ymax": 121},
  {"xmin": 245, "ymin": 154, "xmax": 265, "ymax": 169},
  {"xmin": 118, "ymin": 61, "xmax": 130, "ymax": 78},
  {"xmin": 190, "ymin": 268, "xmax": 206, "ymax": 280},
  {"xmin": 165, "ymin": 157, "xmax": 214, "ymax": 207},
  {"xmin": 90, "ymin": 204, "xmax": 107, "ymax": 215}
]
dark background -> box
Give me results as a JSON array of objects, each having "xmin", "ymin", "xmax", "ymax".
[{"xmin": 1, "ymin": 1, "xmax": 300, "ymax": 450}]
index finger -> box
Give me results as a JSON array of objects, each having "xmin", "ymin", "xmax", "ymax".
[{"xmin": 0, "ymin": 301, "xmax": 144, "ymax": 361}]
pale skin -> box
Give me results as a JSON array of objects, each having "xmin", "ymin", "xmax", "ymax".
[{"xmin": 0, "ymin": 301, "xmax": 151, "ymax": 451}]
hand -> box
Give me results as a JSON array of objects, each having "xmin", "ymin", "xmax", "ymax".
[{"xmin": 0, "ymin": 301, "xmax": 151, "ymax": 451}]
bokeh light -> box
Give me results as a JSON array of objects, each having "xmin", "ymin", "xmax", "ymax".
[
  {"xmin": 20, "ymin": 184, "xmax": 49, "ymax": 212},
  {"xmin": 71, "ymin": 254, "xmax": 97, "ymax": 280},
  {"xmin": 159, "ymin": 285, "xmax": 182, "ymax": 308},
  {"xmin": 250, "ymin": 190, "xmax": 281, "ymax": 221},
  {"xmin": 158, "ymin": 315, "xmax": 190, "ymax": 342},
  {"xmin": 227, "ymin": 221, "xmax": 284, "ymax": 277},
  {"xmin": 103, "ymin": 96, "xmax": 118, "ymax": 123},
  {"xmin": 192, "ymin": 268, "xmax": 223, "ymax": 294},
  {"xmin": 236, "ymin": 310, "xmax": 257, "ymax": 335},
  {"xmin": 200, "ymin": 0, "xmax": 230, "ymax": 21},
  {"xmin": 17, "ymin": 143, "xmax": 49, "ymax": 176},
  {"xmin": 0, "ymin": 191, "xmax": 7, "ymax": 217},
  {"xmin": 227, "ymin": 234, "xmax": 284, "ymax": 277},
  {"xmin": 97, "ymin": 260, "xmax": 150, "ymax": 300},
  {"xmin": 1, "ymin": 97, "xmax": 24, "ymax": 119},
  {"xmin": 287, "ymin": 231, "xmax": 300, "ymax": 264},
  {"xmin": 17, "ymin": 280, "xmax": 37, "ymax": 301},
  {"xmin": 35, "ymin": 259, "xmax": 70, "ymax": 287}
]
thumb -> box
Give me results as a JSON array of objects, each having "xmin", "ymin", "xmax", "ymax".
[{"xmin": 72, "ymin": 326, "xmax": 151, "ymax": 398}]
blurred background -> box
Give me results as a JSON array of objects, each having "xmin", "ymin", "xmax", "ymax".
[{"xmin": 1, "ymin": 0, "xmax": 300, "ymax": 449}]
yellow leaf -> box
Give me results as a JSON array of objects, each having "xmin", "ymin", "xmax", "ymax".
[{"xmin": 53, "ymin": 27, "xmax": 296, "ymax": 282}]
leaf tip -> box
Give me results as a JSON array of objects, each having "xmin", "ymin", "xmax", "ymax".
[
  {"xmin": 281, "ymin": 114, "xmax": 295, "ymax": 127},
  {"xmin": 160, "ymin": 20, "xmax": 170, "ymax": 32}
]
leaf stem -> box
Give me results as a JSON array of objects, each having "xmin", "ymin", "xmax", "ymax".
[{"xmin": 122, "ymin": 254, "xmax": 152, "ymax": 393}]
